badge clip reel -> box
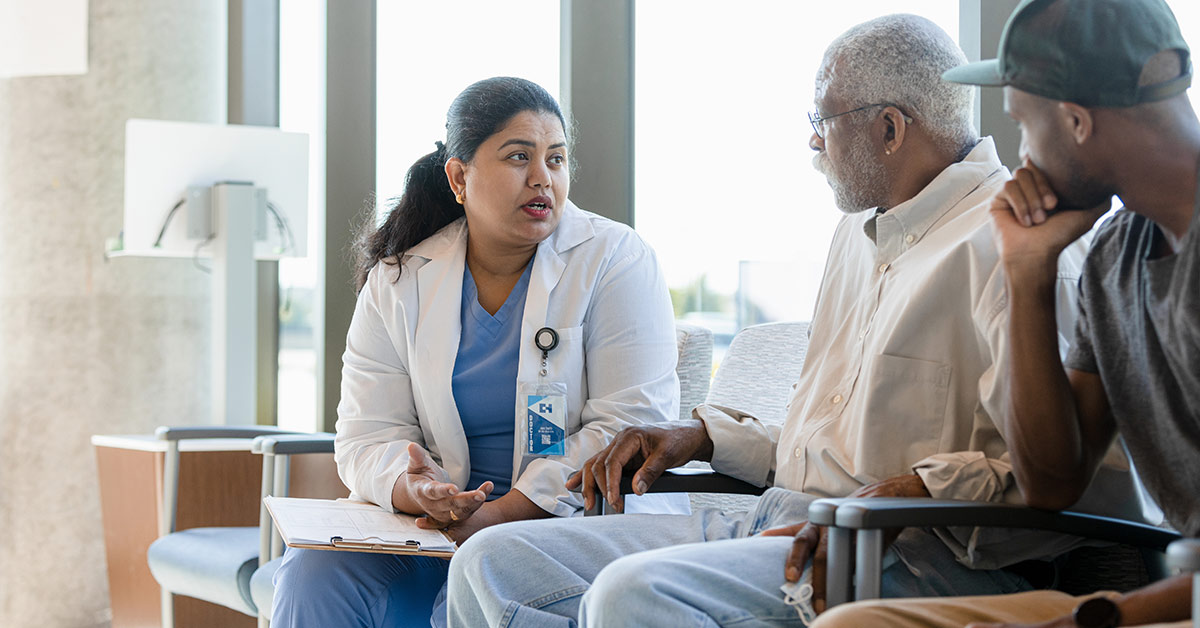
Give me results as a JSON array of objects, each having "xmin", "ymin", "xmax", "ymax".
[{"xmin": 519, "ymin": 327, "xmax": 568, "ymax": 457}]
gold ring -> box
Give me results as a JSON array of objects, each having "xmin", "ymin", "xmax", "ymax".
[{"xmin": 449, "ymin": 510, "xmax": 459, "ymax": 522}]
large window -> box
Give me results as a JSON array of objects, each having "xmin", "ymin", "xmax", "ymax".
[
  {"xmin": 376, "ymin": 1, "xmax": 560, "ymax": 210},
  {"xmin": 278, "ymin": 0, "xmax": 324, "ymax": 432},
  {"xmin": 635, "ymin": 2, "xmax": 959, "ymax": 360}
]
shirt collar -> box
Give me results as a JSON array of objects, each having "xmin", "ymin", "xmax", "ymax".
[{"xmin": 861, "ymin": 137, "xmax": 1005, "ymax": 263}]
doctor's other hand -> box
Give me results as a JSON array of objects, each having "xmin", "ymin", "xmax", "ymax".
[
  {"xmin": 989, "ymin": 160, "xmax": 1109, "ymax": 270},
  {"xmin": 566, "ymin": 418, "xmax": 714, "ymax": 513},
  {"xmin": 395, "ymin": 442, "xmax": 493, "ymax": 529}
]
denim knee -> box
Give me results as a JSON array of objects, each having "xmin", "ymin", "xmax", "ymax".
[
  {"xmin": 450, "ymin": 523, "xmax": 527, "ymax": 587},
  {"xmin": 581, "ymin": 552, "xmax": 663, "ymax": 618}
]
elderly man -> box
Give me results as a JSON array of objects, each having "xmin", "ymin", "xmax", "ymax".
[
  {"xmin": 444, "ymin": 14, "xmax": 1099, "ymax": 627},
  {"xmin": 812, "ymin": 1, "xmax": 1199, "ymax": 627}
]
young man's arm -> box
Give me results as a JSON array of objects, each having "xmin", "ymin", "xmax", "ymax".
[{"xmin": 989, "ymin": 163, "xmax": 1118, "ymax": 509}]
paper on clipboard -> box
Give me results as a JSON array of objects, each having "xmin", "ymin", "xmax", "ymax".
[{"xmin": 263, "ymin": 496, "xmax": 456, "ymax": 557}]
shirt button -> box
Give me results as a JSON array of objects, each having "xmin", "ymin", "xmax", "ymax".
[
  {"xmin": 905, "ymin": 234, "xmax": 916, "ymax": 243},
  {"xmin": 832, "ymin": 394, "xmax": 843, "ymax": 404},
  {"xmin": 878, "ymin": 263, "xmax": 889, "ymax": 273},
  {"xmin": 794, "ymin": 447, "xmax": 802, "ymax": 458},
  {"xmin": 858, "ymin": 330, "xmax": 865, "ymax": 340}
]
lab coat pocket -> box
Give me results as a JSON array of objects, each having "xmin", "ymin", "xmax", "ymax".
[
  {"xmin": 549, "ymin": 325, "xmax": 586, "ymax": 429},
  {"xmin": 857, "ymin": 353, "xmax": 952, "ymax": 478}
]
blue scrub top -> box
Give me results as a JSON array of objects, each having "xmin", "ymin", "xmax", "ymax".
[{"xmin": 450, "ymin": 260, "xmax": 534, "ymax": 498}]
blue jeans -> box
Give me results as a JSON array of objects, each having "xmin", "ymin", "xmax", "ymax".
[
  {"xmin": 272, "ymin": 547, "xmax": 450, "ymax": 627},
  {"xmin": 446, "ymin": 488, "xmax": 1034, "ymax": 627}
]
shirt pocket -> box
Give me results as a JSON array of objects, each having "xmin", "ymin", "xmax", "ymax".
[{"xmin": 855, "ymin": 353, "xmax": 952, "ymax": 479}]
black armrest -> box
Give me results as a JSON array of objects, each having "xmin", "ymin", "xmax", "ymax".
[
  {"xmin": 618, "ymin": 467, "xmax": 767, "ymax": 496},
  {"xmin": 255, "ymin": 433, "xmax": 336, "ymax": 455},
  {"xmin": 828, "ymin": 497, "xmax": 1180, "ymax": 552},
  {"xmin": 583, "ymin": 468, "xmax": 767, "ymax": 516}
]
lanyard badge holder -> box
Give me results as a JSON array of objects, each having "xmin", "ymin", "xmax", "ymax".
[{"xmin": 519, "ymin": 327, "xmax": 568, "ymax": 457}]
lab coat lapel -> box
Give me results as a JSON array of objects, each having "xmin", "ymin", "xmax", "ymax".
[
  {"xmin": 518, "ymin": 204, "xmax": 591, "ymax": 382},
  {"xmin": 520, "ymin": 246, "xmax": 566, "ymax": 377},
  {"xmin": 412, "ymin": 221, "xmax": 470, "ymax": 487}
]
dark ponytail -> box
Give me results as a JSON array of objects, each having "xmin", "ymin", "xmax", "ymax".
[
  {"xmin": 352, "ymin": 77, "xmax": 569, "ymax": 292},
  {"xmin": 353, "ymin": 142, "xmax": 460, "ymax": 292}
]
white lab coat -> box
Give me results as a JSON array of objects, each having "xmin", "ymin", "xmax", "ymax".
[{"xmin": 335, "ymin": 203, "xmax": 680, "ymax": 517}]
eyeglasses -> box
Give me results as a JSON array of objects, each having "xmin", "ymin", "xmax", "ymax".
[{"xmin": 808, "ymin": 103, "xmax": 912, "ymax": 139}]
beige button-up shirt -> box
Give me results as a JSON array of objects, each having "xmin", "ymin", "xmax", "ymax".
[{"xmin": 698, "ymin": 139, "xmax": 1130, "ymax": 565}]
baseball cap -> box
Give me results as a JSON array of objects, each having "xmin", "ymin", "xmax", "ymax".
[{"xmin": 943, "ymin": 0, "xmax": 1192, "ymax": 107}]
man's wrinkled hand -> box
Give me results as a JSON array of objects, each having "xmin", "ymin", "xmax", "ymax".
[
  {"xmin": 848, "ymin": 473, "xmax": 932, "ymax": 548},
  {"xmin": 761, "ymin": 522, "xmax": 829, "ymax": 613},
  {"xmin": 755, "ymin": 474, "xmax": 930, "ymax": 614},
  {"xmin": 849, "ymin": 473, "xmax": 931, "ymax": 499},
  {"xmin": 565, "ymin": 419, "xmax": 712, "ymax": 512}
]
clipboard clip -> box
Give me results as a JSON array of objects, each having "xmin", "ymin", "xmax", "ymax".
[{"xmin": 330, "ymin": 536, "xmax": 421, "ymax": 552}]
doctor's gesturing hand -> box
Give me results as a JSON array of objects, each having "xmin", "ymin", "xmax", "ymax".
[
  {"xmin": 391, "ymin": 442, "xmax": 493, "ymax": 531},
  {"xmin": 565, "ymin": 419, "xmax": 715, "ymax": 513}
]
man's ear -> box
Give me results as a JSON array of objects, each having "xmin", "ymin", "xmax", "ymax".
[
  {"xmin": 445, "ymin": 158, "xmax": 467, "ymax": 196},
  {"xmin": 880, "ymin": 106, "xmax": 908, "ymax": 155},
  {"xmin": 1058, "ymin": 101, "xmax": 1094, "ymax": 145}
]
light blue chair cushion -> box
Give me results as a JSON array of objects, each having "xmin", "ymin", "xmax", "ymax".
[
  {"xmin": 250, "ymin": 555, "xmax": 282, "ymax": 618},
  {"xmin": 147, "ymin": 526, "xmax": 260, "ymax": 616}
]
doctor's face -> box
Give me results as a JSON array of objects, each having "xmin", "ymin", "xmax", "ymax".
[{"xmin": 451, "ymin": 110, "xmax": 570, "ymax": 253}]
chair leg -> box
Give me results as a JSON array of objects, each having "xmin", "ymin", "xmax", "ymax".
[
  {"xmin": 161, "ymin": 588, "xmax": 173, "ymax": 628},
  {"xmin": 259, "ymin": 614, "xmax": 270, "ymax": 628},
  {"xmin": 1192, "ymin": 572, "xmax": 1198, "ymax": 628},
  {"xmin": 825, "ymin": 527, "xmax": 852, "ymax": 607},
  {"xmin": 853, "ymin": 529, "xmax": 883, "ymax": 601}
]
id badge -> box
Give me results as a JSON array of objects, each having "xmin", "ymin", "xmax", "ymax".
[{"xmin": 519, "ymin": 380, "xmax": 568, "ymax": 456}]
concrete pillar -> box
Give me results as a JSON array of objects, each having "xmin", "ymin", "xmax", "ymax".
[
  {"xmin": 0, "ymin": 1, "xmax": 224, "ymax": 625},
  {"xmin": 559, "ymin": 0, "xmax": 635, "ymax": 226}
]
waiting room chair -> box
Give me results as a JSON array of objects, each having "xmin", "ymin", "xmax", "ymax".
[
  {"xmin": 247, "ymin": 433, "xmax": 340, "ymax": 626},
  {"xmin": 807, "ymin": 496, "xmax": 1183, "ymax": 607},
  {"xmin": 596, "ymin": 321, "xmax": 1178, "ymax": 613},
  {"xmin": 145, "ymin": 425, "xmax": 300, "ymax": 627},
  {"xmin": 675, "ymin": 322, "xmax": 714, "ymax": 421}
]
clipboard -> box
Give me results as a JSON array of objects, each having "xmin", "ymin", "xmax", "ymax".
[{"xmin": 264, "ymin": 496, "xmax": 457, "ymax": 558}]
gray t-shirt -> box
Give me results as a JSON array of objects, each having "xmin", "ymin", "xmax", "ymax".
[{"xmin": 1065, "ymin": 191, "xmax": 1200, "ymax": 536}]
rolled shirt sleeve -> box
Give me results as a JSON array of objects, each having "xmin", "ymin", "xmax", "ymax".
[{"xmin": 694, "ymin": 403, "xmax": 781, "ymax": 488}]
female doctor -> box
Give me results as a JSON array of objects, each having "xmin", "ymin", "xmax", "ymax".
[{"xmin": 271, "ymin": 77, "xmax": 680, "ymax": 627}]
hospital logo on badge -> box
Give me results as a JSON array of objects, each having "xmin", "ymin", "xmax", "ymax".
[{"xmin": 526, "ymin": 394, "xmax": 566, "ymax": 455}]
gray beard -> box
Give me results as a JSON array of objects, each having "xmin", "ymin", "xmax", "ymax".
[{"xmin": 813, "ymin": 131, "xmax": 889, "ymax": 214}]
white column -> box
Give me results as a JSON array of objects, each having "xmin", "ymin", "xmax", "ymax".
[
  {"xmin": 0, "ymin": 1, "xmax": 224, "ymax": 624},
  {"xmin": 211, "ymin": 182, "xmax": 260, "ymax": 425}
]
